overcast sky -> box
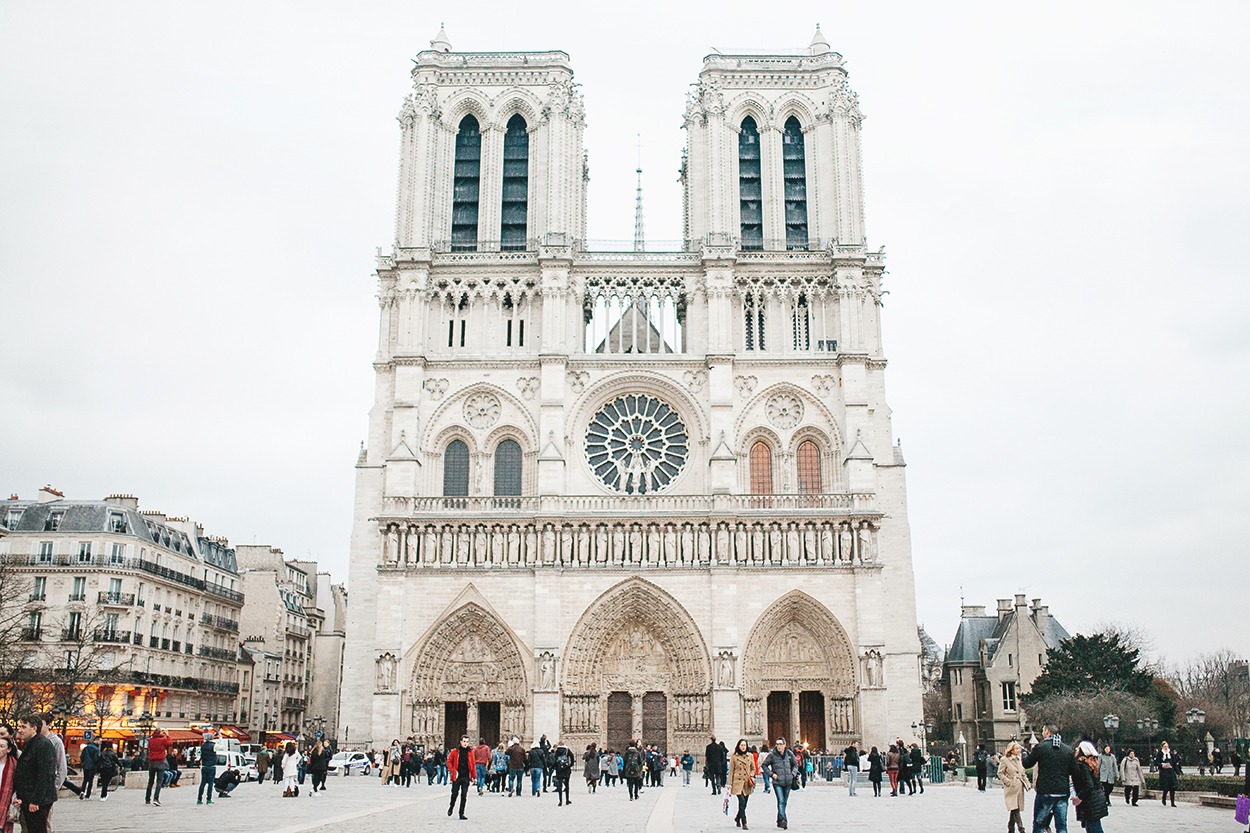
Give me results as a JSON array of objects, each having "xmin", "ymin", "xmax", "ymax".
[{"xmin": 2, "ymin": 2, "xmax": 1246, "ymax": 667}]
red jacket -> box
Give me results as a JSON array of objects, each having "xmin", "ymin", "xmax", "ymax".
[
  {"xmin": 147, "ymin": 733, "xmax": 171, "ymax": 763},
  {"xmin": 473, "ymin": 744, "xmax": 492, "ymax": 766},
  {"xmin": 446, "ymin": 747, "xmax": 471, "ymax": 778}
]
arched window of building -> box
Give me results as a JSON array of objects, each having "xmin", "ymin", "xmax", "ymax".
[
  {"xmin": 744, "ymin": 291, "xmax": 766, "ymax": 351},
  {"xmin": 782, "ymin": 116, "xmax": 808, "ymax": 251},
  {"xmin": 796, "ymin": 439, "xmax": 822, "ymax": 496},
  {"xmin": 739, "ymin": 116, "xmax": 763, "ymax": 250},
  {"xmin": 750, "ymin": 440, "xmax": 774, "ymax": 495},
  {"xmin": 443, "ymin": 439, "xmax": 470, "ymax": 497},
  {"xmin": 792, "ymin": 293, "xmax": 810, "ymax": 351},
  {"xmin": 451, "ymin": 115, "xmax": 481, "ymax": 251},
  {"xmin": 493, "ymin": 439, "xmax": 523, "ymax": 497},
  {"xmin": 501, "ymin": 114, "xmax": 529, "ymax": 251}
]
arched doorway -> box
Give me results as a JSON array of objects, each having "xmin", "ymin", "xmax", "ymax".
[
  {"xmin": 405, "ymin": 601, "xmax": 530, "ymax": 749},
  {"xmin": 741, "ymin": 591, "xmax": 858, "ymax": 751},
  {"xmin": 561, "ymin": 578, "xmax": 711, "ymax": 752}
]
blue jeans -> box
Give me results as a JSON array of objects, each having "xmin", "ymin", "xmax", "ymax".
[
  {"xmin": 198, "ymin": 768, "xmax": 215, "ymax": 802},
  {"xmin": 1033, "ymin": 794, "xmax": 1069, "ymax": 833},
  {"xmin": 774, "ymin": 784, "xmax": 791, "ymax": 821},
  {"xmin": 530, "ymin": 767, "xmax": 542, "ymax": 795},
  {"xmin": 508, "ymin": 768, "xmax": 524, "ymax": 795},
  {"xmin": 762, "ymin": 770, "xmax": 771, "ymax": 793},
  {"xmin": 475, "ymin": 764, "xmax": 486, "ymax": 790},
  {"xmin": 845, "ymin": 765, "xmax": 858, "ymax": 795},
  {"xmin": 437, "ymin": 764, "xmax": 448, "ymax": 785}
]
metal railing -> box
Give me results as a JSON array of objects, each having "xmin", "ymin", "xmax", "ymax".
[
  {"xmin": 93, "ymin": 629, "xmax": 132, "ymax": 644},
  {"xmin": 98, "ymin": 591, "xmax": 136, "ymax": 606},
  {"xmin": 198, "ymin": 645, "xmax": 237, "ymax": 661},
  {"xmin": 20, "ymin": 627, "xmax": 42, "ymax": 641},
  {"xmin": 381, "ymin": 492, "xmax": 876, "ymax": 517},
  {"xmin": 204, "ymin": 584, "xmax": 244, "ymax": 604},
  {"xmin": 201, "ymin": 613, "xmax": 240, "ymax": 632}
]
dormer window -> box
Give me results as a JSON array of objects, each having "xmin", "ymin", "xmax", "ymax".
[
  {"xmin": 45, "ymin": 511, "xmax": 64, "ymax": 532},
  {"xmin": 109, "ymin": 513, "xmax": 127, "ymax": 534}
]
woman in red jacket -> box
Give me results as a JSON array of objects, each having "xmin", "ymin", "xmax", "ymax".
[{"xmin": 0, "ymin": 736, "xmax": 16, "ymax": 833}]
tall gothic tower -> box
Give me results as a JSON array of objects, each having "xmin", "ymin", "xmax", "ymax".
[{"xmin": 341, "ymin": 27, "xmax": 922, "ymax": 755}]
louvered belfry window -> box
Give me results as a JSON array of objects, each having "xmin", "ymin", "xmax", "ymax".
[
  {"xmin": 501, "ymin": 114, "xmax": 529, "ymax": 251},
  {"xmin": 451, "ymin": 115, "xmax": 481, "ymax": 252},
  {"xmin": 443, "ymin": 439, "xmax": 470, "ymax": 496},
  {"xmin": 739, "ymin": 117, "xmax": 763, "ymax": 250},
  {"xmin": 782, "ymin": 116, "xmax": 808, "ymax": 251}
]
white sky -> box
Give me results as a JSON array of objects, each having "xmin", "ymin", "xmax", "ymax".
[{"xmin": 2, "ymin": 1, "xmax": 1247, "ymax": 666}]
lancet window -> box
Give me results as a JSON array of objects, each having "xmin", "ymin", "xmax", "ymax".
[
  {"xmin": 443, "ymin": 440, "xmax": 470, "ymax": 497},
  {"xmin": 451, "ymin": 115, "xmax": 482, "ymax": 252},
  {"xmin": 796, "ymin": 440, "xmax": 822, "ymax": 495},
  {"xmin": 744, "ymin": 291, "xmax": 766, "ymax": 351},
  {"xmin": 750, "ymin": 441, "xmax": 773, "ymax": 494},
  {"xmin": 493, "ymin": 439, "xmax": 523, "ymax": 497},
  {"xmin": 737, "ymin": 277, "xmax": 838, "ymax": 354},
  {"xmin": 739, "ymin": 117, "xmax": 763, "ymax": 251},
  {"xmin": 782, "ymin": 116, "xmax": 808, "ymax": 251},
  {"xmin": 583, "ymin": 275, "xmax": 686, "ymax": 354},
  {"xmin": 501, "ymin": 114, "xmax": 529, "ymax": 251}
]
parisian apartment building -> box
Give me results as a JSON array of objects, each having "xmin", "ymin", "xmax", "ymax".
[{"xmin": 1, "ymin": 487, "xmax": 346, "ymax": 751}]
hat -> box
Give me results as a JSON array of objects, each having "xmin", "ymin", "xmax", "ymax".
[{"xmin": 1078, "ymin": 741, "xmax": 1097, "ymax": 758}]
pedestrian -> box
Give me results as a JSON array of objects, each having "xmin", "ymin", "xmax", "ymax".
[
  {"xmin": 583, "ymin": 743, "xmax": 600, "ymax": 793},
  {"xmin": 729, "ymin": 738, "xmax": 756, "ymax": 830},
  {"xmin": 256, "ymin": 747, "xmax": 270, "ymax": 783},
  {"xmin": 842, "ymin": 741, "xmax": 860, "ymax": 797},
  {"xmin": 78, "ymin": 732, "xmax": 100, "ymax": 800},
  {"xmin": 1213, "ymin": 747, "xmax": 1224, "ymax": 774},
  {"xmin": 473, "ymin": 738, "xmax": 491, "ymax": 795},
  {"xmin": 446, "ymin": 735, "xmax": 472, "ymax": 820},
  {"xmin": 1118, "ymin": 749, "xmax": 1142, "ymax": 806},
  {"xmin": 706, "ymin": 736, "xmax": 726, "ymax": 795},
  {"xmin": 527, "ymin": 742, "xmax": 544, "ymax": 797},
  {"xmin": 308, "ymin": 740, "xmax": 331, "ymax": 795},
  {"xmin": 974, "ymin": 743, "xmax": 990, "ymax": 791},
  {"xmin": 997, "ymin": 741, "xmax": 1030, "ymax": 833},
  {"xmin": 14, "ymin": 715, "xmax": 57, "ymax": 833},
  {"xmin": 624, "ymin": 741, "xmax": 644, "ymax": 801},
  {"xmin": 489, "ymin": 743, "xmax": 506, "ymax": 792},
  {"xmin": 1153, "ymin": 741, "xmax": 1180, "ymax": 807},
  {"xmin": 144, "ymin": 727, "xmax": 172, "ymax": 805},
  {"xmin": 552, "ymin": 739, "xmax": 574, "ymax": 806},
  {"xmin": 197, "ymin": 732, "xmax": 218, "ymax": 805},
  {"xmin": 280, "ymin": 742, "xmax": 300, "ymax": 797},
  {"xmin": 215, "ymin": 763, "xmax": 242, "ymax": 799},
  {"xmin": 271, "ymin": 745, "xmax": 284, "ymax": 784},
  {"xmin": 385, "ymin": 739, "xmax": 401, "ymax": 786},
  {"xmin": 867, "ymin": 746, "xmax": 884, "ymax": 797},
  {"xmin": 761, "ymin": 736, "xmax": 799, "ymax": 830},
  {"xmin": 909, "ymin": 743, "xmax": 926, "ymax": 794},
  {"xmin": 599, "ymin": 749, "xmax": 613, "ymax": 787},
  {"xmin": 1232, "ymin": 749, "xmax": 1243, "ymax": 779},
  {"xmin": 670, "ymin": 751, "xmax": 678, "ymax": 779},
  {"xmin": 681, "ymin": 750, "xmax": 694, "ymax": 786},
  {"xmin": 885, "ymin": 744, "xmax": 900, "ymax": 796},
  {"xmin": 506, "ymin": 737, "xmax": 526, "ymax": 797},
  {"xmin": 96, "ymin": 740, "xmax": 120, "ymax": 801},
  {"xmin": 436, "ymin": 744, "xmax": 449, "ymax": 786},
  {"xmin": 1096, "ymin": 746, "xmax": 1116, "ymax": 803},
  {"xmin": 1072, "ymin": 742, "xmax": 1109, "ymax": 833},
  {"xmin": 897, "ymin": 742, "xmax": 912, "ymax": 795},
  {"xmin": 539, "ymin": 735, "xmax": 552, "ymax": 792},
  {"xmin": 0, "ymin": 736, "xmax": 17, "ymax": 833},
  {"xmin": 1022, "ymin": 725, "xmax": 1076, "ymax": 833}
]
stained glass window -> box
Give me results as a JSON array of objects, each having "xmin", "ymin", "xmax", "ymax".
[
  {"xmin": 443, "ymin": 439, "xmax": 469, "ymax": 496},
  {"xmin": 493, "ymin": 439, "xmax": 522, "ymax": 496},
  {"xmin": 796, "ymin": 440, "xmax": 822, "ymax": 494},
  {"xmin": 585, "ymin": 395, "xmax": 688, "ymax": 494},
  {"xmin": 749, "ymin": 441, "xmax": 773, "ymax": 494}
]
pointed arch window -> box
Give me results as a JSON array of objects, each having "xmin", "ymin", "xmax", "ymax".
[
  {"xmin": 744, "ymin": 291, "xmax": 766, "ymax": 351},
  {"xmin": 750, "ymin": 440, "xmax": 773, "ymax": 494},
  {"xmin": 782, "ymin": 116, "xmax": 808, "ymax": 251},
  {"xmin": 796, "ymin": 439, "xmax": 822, "ymax": 496},
  {"xmin": 739, "ymin": 116, "xmax": 763, "ymax": 250},
  {"xmin": 493, "ymin": 439, "xmax": 523, "ymax": 499},
  {"xmin": 792, "ymin": 293, "xmax": 810, "ymax": 351},
  {"xmin": 442, "ymin": 439, "xmax": 470, "ymax": 497},
  {"xmin": 501, "ymin": 114, "xmax": 529, "ymax": 251},
  {"xmin": 451, "ymin": 115, "xmax": 481, "ymax": 252}
]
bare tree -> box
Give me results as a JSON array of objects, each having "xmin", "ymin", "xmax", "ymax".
[
  {"xmin": 1170, "ymin": 650, "xmax": 1250, "ymax": 738},
  {"xmin": 0, "ymin": 556, "xmax": 33, "ymax": 720},
  {"xmin": 38, "ymin": 607, "xmax": 131, "ymax": 720}
]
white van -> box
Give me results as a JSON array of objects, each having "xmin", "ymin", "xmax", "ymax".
[{"xmin": 213, "ymin": 750, "xmax": 259, "ymax": 782}]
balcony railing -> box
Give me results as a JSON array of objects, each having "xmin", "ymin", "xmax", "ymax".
[
  {"xmin": 198, "ymin": 645, "xmax": 237, "ymax": 661},
  {"xmin": 285, "ymin": 624, "xmax": 311, "ymax": 640},
  {"xmin": 93, "ymin": 629, "xmax": 132, "ymax": 644},
  {"xmin": 136, "ymin": 559, "xmax": 204, "ymax": 591},
  {"xmin": 201, "ymin": 613, "xmax": 240, "ymax": 632},
  {"xmin": 283, "ymin": 697, "xmax": 307, "ymax": 711},
  {"xmin": 204, "ymin": 584, "xmax": 244, "ymax": 604},
  {"xmin": 20, "ymin": 627, "xmax": 42, "ymax": 641},
  {"xmin": 28, "ymin": 592, "xmax": 45, "ymax": 602},
  {"xmin": 98, "ymin": 591, "xmax": 136, "ymax": 606},
  {"xmin": 132, "ymin": 632, "xmax": 144, "ymax": 645},
  {"xmin": 60, "ymin": 627, "xmax": 83, "ymax": 642},
  {"xmin": 68, "ymin": 593, "xmax": 86, "ymax": 602},
  {"xmin": 381, "ymin": 492, "xmax": 876, "ymax": 518}
]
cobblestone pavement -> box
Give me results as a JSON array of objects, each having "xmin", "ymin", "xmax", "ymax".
[{"xmin": 46, "ymin": 774, "xmax": 1235, "ymax": 832}]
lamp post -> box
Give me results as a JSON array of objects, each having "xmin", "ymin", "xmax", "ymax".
[
  {"xmin": 1137, "ymin": 717, "xmax": 1159, "ymax": 766},
  {"xmin": 1187, "ymin": 708, "xmax": 1207, "ymax": 772},
  {"xmin": 1103, "ymin": 713, "xmax": 1120, "ymax": 753},
  {"xmin": 136, "ymin": 710, "xmax": 156, "ymax": 756}
]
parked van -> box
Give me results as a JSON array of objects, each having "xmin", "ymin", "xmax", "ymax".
[{"xmin": 214, "ymin": 749, "xmax": 259, "ymax": 782}]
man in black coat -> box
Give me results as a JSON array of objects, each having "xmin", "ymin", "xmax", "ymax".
[
  {"xmin": 1022, "ymin": 725, "xmax": 1076, "ymax": 833},
  {"xmin": 15, "ymin": 715, "xmax": 58, "ymax": 833},
  {"xmin": 705, "ymin": 736, "xmax": 726, "ymax": 795},
  {"xmin": 973, "ymin": 743, "xmax": 989, "ymax": 791}
]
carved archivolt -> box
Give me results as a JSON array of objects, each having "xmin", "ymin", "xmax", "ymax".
[
  {"xmin": 741, "ymin": 590, "xmax": 856, "ymax": 700},
  {"xmin": 561, "ymin": 578, "xmax": 711, "ymax": 696},
  {"xmin": 407, "ymin": 602, "xmax": 530, "ymax": 703}
]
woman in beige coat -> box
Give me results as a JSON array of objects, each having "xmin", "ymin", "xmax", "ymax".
[
  {"xmin": 997, "ymin": 741, "xmax": 1031, "ymax": 833},
  {"xmin": 729, "ymin": 739, "xmax": 756, "ymax": 830}
]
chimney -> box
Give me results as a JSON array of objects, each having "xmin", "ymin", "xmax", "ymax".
[
  {"xmin": 996, "ymin": 598, "xmax": 1012, "ymax": 621},
  {"xmin": 1014, "ymin": 593, "xmax": 1028, "ymax": 609},
  {"xmin": 105, "ymin": 493, "xmax": 140, "ymax": 510},
  {"xmin": 37, "ymin": 485, "xmax": 64, "ymax": 503},
  {"xmin": 960, "ymin": 605, "xmax": 986, "ymax": 618},
  {"xmin": 140, "ymin": 510, "xmax": 167, "ymax": 523}
]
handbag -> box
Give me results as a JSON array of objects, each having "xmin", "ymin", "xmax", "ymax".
[
  {"xmin": 1235, "ymin": 794, "xmax": 1250, "ymax": 825},
  {"xmin": 723, "ymin": 796, "xmax": 731, "ymax": 814}
]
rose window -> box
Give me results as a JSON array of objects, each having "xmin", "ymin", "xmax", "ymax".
[{"xmin": 585, "ymin": 395, "xmax": 689, "ymax": 494}]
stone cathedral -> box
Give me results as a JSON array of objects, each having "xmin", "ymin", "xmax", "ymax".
[{"xmin": 340, "ymin": 26, "xmax": 924, "ymax": 754}]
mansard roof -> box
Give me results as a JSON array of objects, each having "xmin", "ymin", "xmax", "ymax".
[
  {"xmin": 2, "ymin": 499, "xmax": 198, "ymax": 558},
  {"xmin": 946, "ymin": 606, "xmax": 1071, "ymax": 666}
]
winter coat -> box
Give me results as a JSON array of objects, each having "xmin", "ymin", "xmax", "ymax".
[
  {"xmin": 1072, "ymin": 759, "xmax": 1108, "ymax": 822},
  {"xmin": 729, "ymin": 752, "xmax": 755, "ymax": 796},
  {"xmin": 762, "ymin": 747, "xmax": 800, "ymax": 789},
  {"xmin": 997, "ymin": 754, "xmax": 1030, "ymax": 811},
  {"xmin": 200, "ymin": 740, "xmax": 218, "ymax": 769},
  {"xmin": 623, "ymin": 747, "xmax": 644, "ymax": 779},
  {"xmin": 583, "ymin": 750, "xmax": 600, "ymax": 780},
  {"xmin": 867, "ymin": 752, "xmax": 884, "ymax": 783},
  {"xmin": 552, "ymin": 746, "xmax": 574, "ymax": 775},
  {"xmin": 80, "ymin": 741, "xmax": 100, "ymax": 771},
  {"xmin": 506, "ymin": 742, "xmax": 527, "ymax": 770},
  {"xmin": 309, "ymin": 749, "xmax": 332, "ymax": 774},
  {"xmin": 1022, "ymin": 738, "xmax": 1076, "ymax": 796},
  {"xmin": 1153, "ymin": 749, "xmax": 1181, "ymax": 788},
  {"xmin": 1118, "ymin": 755, "xmax": 1143, "ymax": 786},
  {"xmin": 705, "ymin": 741, "xmax": 726, "ymax": 772},
  {"xmin": 13, "ymin": 732, "xmax": 58, "ymax": 808},
  {"xmin": 1096, "ymin": 753, "xmax": 1117, "ymax": 784},
  {"xmin": 0, "ymin": 752, "xmax": 16, "ymax": 833},
  {"xmin": 885, "ymin": 750, "xmax": 900, "ymax": 771}
]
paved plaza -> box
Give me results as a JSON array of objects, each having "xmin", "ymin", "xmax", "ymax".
[{"xmin": 46, "ymin": 773, "xmax": 1235, "ymax": 833}]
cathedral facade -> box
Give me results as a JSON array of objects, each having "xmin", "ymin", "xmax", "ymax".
[{"xmin": 340, "ymin": 27, "xmax": 923, "ymax": 754}]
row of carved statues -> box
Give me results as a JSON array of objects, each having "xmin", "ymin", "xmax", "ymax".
[{"xmin": 380, "ymin": 519, "xmax": 879, "ymax": 568}]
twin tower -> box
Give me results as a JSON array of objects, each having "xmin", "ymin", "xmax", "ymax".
[{"xmin": 341, "ymin": 27, "xmax": 922, "ymax": 756}]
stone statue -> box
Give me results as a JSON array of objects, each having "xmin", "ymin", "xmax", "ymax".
[
  {"xmin": 819, "ymin": 524, "xmax": 834, "ymax": 563},
  {"xmin": 785, "ymin": 522, "xmax": 800, "ymax": 562},
  {"xmin": 538, "ymin": 652, "xmax": 556, "ymax": 690},
  {"xmin": 858, "ymin": 522, "xmax": 877, "ymax": 563},
  {"xmin": 716, "ymin": 651, "xmax": 736, "ymax": 688},
  {"xmin": 715, "ymin": 523, "xmax": 730, "ymax": 563},
  {"xmin": 385, "ymin": 525, "xmax": 399, "ymax": 565},
  {"xmin": 839, "ymin": 523, "xmax": 855, "ymax": 563},
  {"xmin": 376, "ymin": 653, "xmax": 397, "ymax": 692},
  {"xmin": 560, "ymin": 526, "xmax": 573, "ymax": 565},
  {"xmin": 863, "ymin": 650, "xmax": 883, "ymax": 688},
  {"xmin": 663, "ymin": 524, "xmax": 677, "ymax": 564}
]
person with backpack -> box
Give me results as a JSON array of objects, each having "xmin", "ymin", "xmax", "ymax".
[
  {"xmin": 78, "ymin": 732, "xmax": 100, "ymax": 799},
  {"xmin": 197, "ymin": 732, "xmax": 218, "ymax": 805},
  {"xmin": 551, "ymin": 739, "xmax": 574, "ymax": 806},
  {"xmin": 96, "ymin": 741, "xmax": 121, "ymax": 801},
  {"xmin": 761, "ymin": 736, "xmax": 799, "ymax": 830},
  {"xmin": 623, "ymin": 741, "xmax": 644, "ymax": 801},
  {"xmin": 842, "ymin": 741, "xmax": 861, "ymax": 797}
]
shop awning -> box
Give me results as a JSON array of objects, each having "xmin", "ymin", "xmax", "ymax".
[
  {"xmin": 218, "ymin": 725, "xmax": 252, "ymax": 743},
  {"xmin": 266, "ymin": 732, "xmax": 296, "ymax": 743},
  {"xmin": 164, "ymin": 729, "xmax": 206, "ymax": 743}
]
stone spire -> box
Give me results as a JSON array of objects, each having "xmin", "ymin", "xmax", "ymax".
[
  {"xmin": 430, "ymin": 23, "xmax": 452, "ymax": 53},
  {"xmin": 809, "ymin": 24, "xmax": 830, "ymax": 56}
]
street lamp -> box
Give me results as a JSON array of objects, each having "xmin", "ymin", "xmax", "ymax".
[
  {"xmin": 1187, "ymin": 708, "xmax": 1207, "ymax": 772},
  {"xmin": 1137, "ymin": 716, "xmax": 1159, "ymax": 763},
  {"xmin": 1103, "ymin": 713, "xmax": 1120, "ymax": 752}
]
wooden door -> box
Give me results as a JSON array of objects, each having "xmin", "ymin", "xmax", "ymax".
[
  {"xmin": 767, "ymin": 691, "xmax": 791, "ymax": 745},
  {"xmin": 444, "ymin": 701, "xmax": 467, "ymax": 749},
  {"xmin": 478, "ymin": 701, "xmax": 500, "ymax": 747},
  {"xmin": 799, "ymin": 691, "xmax": 826, "ymax": 750},
  {"xmin": 641, "ymin": 691, "xmax": 668, "ymax": 750},
  {"xmin": 607, "ymin": 691, "xmax": 632, "ymax": 751}
]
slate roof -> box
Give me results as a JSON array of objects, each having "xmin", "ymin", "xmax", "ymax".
[{"xmin": 946, "ymin": 609, "xmax": 1071, "ymax": 666}]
